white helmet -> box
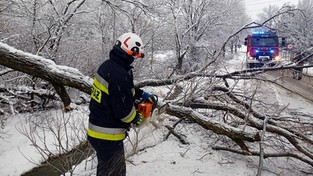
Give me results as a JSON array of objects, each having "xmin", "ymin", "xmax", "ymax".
[{"xmin": 116, "ymin": 32, "xmax": 144, "ymax": 58}]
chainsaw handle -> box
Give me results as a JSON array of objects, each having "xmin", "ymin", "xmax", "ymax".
[
  {"xmin": 152, "ymin": 94, "xmax": 158, "ymax": 109},
  {"xmin": 139, "ymin": 94, "xmax": 158, "ymax": 104}
]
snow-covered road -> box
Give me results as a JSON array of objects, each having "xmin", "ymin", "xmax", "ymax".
[{"xmin": 1, "ymin": 52, "xmax": 312, "ymax": 176}]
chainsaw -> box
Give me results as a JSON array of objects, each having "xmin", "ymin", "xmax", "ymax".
[{"xmin": 136, "ymin": 95, "xmax": 168, "ymax": 128}]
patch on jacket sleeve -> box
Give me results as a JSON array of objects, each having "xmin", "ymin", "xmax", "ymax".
[{"xmin": 91, "ymin": 84, "xmax": 102, "ymax": 103}]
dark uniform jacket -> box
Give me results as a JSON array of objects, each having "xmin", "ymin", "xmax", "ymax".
[{"xmin": 88, "ymin": 46, "xmax": 143, "ymax": 141}]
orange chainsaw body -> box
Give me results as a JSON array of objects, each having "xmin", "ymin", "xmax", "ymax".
[{"xmin": 138, "ymin": 102, "xmax": 153, "ymax": 118}]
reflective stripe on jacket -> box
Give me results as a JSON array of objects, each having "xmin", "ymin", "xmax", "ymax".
[
  {"xmin": 87, "ymin": 122, "xmax": 126, "ymax": 141},
  {"xmin": 91, "ymin": 73, "xmax": 137, "ymax": 123},
  {"xmin": 88, "ymin": 47, "xmax": 143, "ymax": 141}
]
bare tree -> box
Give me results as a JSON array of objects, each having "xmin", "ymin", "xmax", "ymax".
[
  {"xmin": 1, "ymin": 35, "xmax": 312, "ymax": 173},
  {"xmin": 279, "ymin": 1, "xmax": 313, "ymax": 54},
  {"xmin": 0, "ymin": 1, "xmax": 312, "ymax": 175},
  {"xmin": 165, "ymin": 0, "xmax": 248, "ymax": 73},
  {"xmin": 17, "ymin": 110, "xmax": 92, "ymax": 176}
]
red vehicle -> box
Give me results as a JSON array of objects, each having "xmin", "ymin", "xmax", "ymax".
[{"xmin": 244, "ymin": 31, "xmax": 284, "ymax": 68}]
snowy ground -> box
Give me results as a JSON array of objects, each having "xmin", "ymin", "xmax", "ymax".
[
  {"xmin": 1, "ymin": 51, "xmax": 312, "ymax": 176},
  {"xmin": 0, "ymin": 113, "xmax": 38, "ymax": 175},
  {"xmin": 69, "ymin": 52, "xmax": 313, "ymax": 176},
  {"xmin": 0, "ymin": 107, "xmax": 89, "ymax": 176}
]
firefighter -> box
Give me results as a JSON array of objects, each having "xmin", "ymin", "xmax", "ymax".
[{"xmin": 87, "ymin": 32, "xmax": 155, "ymax": 176}]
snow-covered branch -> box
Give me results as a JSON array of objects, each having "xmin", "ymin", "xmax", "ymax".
[
  {"xmin": 0, "ymin": 42, "xmax": 92, "ymax": 93},
  {"xmin": 0, "ymin": 68, "xmax": 13, "ymax": 76},
  {"xmin": 165, "ymin": 104, "xmax": 261, "ymax": 145},
  {"xmin": 0, "ymin": 42, "xmax": 92, "ymax": 108}
]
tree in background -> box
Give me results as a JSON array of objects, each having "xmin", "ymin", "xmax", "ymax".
[
  {"xmin": 256, "ymin": 5, "xmax": 281, "ymax": 29},
  {"xmin": 1, "ymin": 1, "xmax": 313, "ymax": 175},
  {"xmin": 256, "ymin": 0, "xmax": 313, "ymax": 56},
  {"xmin": 164, "ymin": 0, "xmax": 248, "ymax": 73},
  {"xmin": 281, "ymin": 0, "xmax": 313, "ymax": 54}
]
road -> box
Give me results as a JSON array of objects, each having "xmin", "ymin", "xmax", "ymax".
[{"xmin": 265, "ymin": 69, "xmax": 313, "ymax": 103}]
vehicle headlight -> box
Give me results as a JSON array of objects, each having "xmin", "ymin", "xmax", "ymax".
[{"xmin": 274, "ymin": 56, "xmax": 280, "ymax": 61}]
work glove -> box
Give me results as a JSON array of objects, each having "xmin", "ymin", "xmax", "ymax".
[
  {"xmin": 131, "ymin": 112, "xmax": 144, "ymax": 126},
  {"xmin": 142, "ymin": 92, "xmax": 155, "ymax": 103}
]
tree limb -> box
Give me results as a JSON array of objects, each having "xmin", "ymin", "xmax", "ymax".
[
  {"xmin": 165, "ymin": 104, "xmax": 261, "ymax": 143},
  {"xmin": 0, "ymin": 42, "xmax": 92, "ymax": 108},
  {"xmin": 0, "ymin": 43, "xmax": 93, "ymax": 94},
  {"xmin": 0, "ymin": 67, "xmax": 13, "ymax": 76},
  {"xmin": 164, "ymin": 125, "xmax": 189, "ymax": 145},
  {"xmin": 213, "ymin": 146, "xmax": 313, "ymax": 167}
]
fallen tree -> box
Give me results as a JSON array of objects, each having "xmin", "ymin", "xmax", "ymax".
[
  {"xmin": 1, "ymin": 41, "xmax": 312, "ymax": 174},
  {"xmin": 0, "ymin": 42, "xmax": 92, "ymax": 110}
]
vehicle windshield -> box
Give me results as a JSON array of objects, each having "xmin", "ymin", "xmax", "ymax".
[{"xmin": 251, "ymin": 37, "xmax": 278, "ymax": 47}]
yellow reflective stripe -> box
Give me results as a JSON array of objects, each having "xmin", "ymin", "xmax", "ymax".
[
  {"xmin": 89, "ymin": 122, "xmax": 126, "ymax": 134},
  {"xmin": 88, "ymin": 129, "xmax": 125, "ymax": 141},
  {"xmin": 94, "ymin": 73, "xmax": 109, "ymax": 95},
  {"xmin": 131, "ymin": 88, "xmax": 135, "ymax": 96},
  {"xmin": 121, "ymin": 106, "xmax": 136, "ymax": 123},
  {"xmin": 88, "ymin": 122, "xmax": 126, "ymax": 141}
]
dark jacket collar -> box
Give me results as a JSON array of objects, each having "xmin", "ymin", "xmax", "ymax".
[{"xmin": 109, "ymin": 46, "xmax": 134, "ymax": 71}]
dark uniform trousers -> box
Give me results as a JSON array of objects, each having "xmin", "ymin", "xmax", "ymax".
[{"xmin": 88, "ymin": 136, "xmax": 126, "ymax": 176}]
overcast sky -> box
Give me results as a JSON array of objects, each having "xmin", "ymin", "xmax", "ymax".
[{"xmin": 245, "ymin": 0, "xmax": 297, "ymax": 20}]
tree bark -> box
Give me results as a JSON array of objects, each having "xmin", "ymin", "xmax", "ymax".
[
  {"xmin": 0, "ymin": 42, "xmax": 92, "ymax": 107},
  {"xmin": 1, "ymin": 42, "xmax": 312, "ymax": 170},
  {"xmin": 165, "ymin": 104, "xmax": 261, "ymax": 143}
]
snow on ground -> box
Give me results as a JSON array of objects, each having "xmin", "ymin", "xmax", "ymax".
[
  {"xmin": 224, "ymin": 51, "xmax": 247, "ymax": 72},
  {"xmin": 0, "ymin": 107, "xmax": 89, "ymax": 176},
  {"xmin": 127, "ymin": 130, "xmax": 255, "ymax": 176},
  {"xmin": 69, "ymin": 117, "xmax": 258, "ymax": 176},
  {"xmin": 0, "ymin": 114, "xmax": 37, "ymax": 176},
  {"xmin": 0, "ymin": 107, "xmax": 258, "ymax": 176},
  {"xmin": 233, "ymin": 51, "xmax": 313, "ymax": 115},
  {"xmin": 272, "ymin": 83, "xmax": 313, "ymax": 115},
  {"xmin": 1, "ymin": 51, "xmax": 312, "ymax": 176}
]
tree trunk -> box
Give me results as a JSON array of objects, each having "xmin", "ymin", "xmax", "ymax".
[{"xmin": 0, "ymin": 42, "xmax": 92, "ymax": 108}]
